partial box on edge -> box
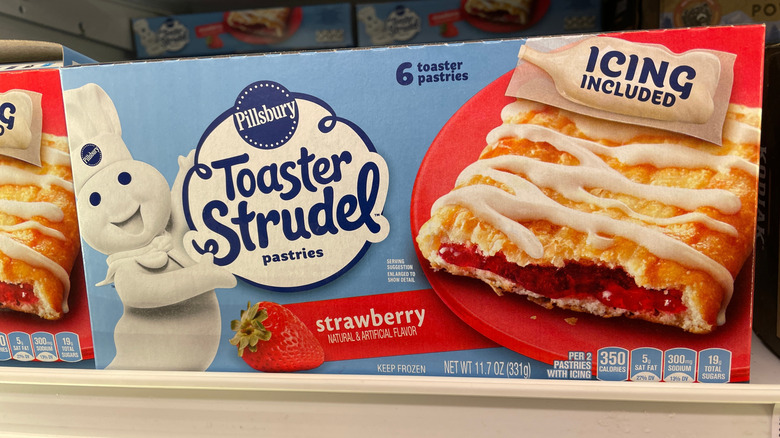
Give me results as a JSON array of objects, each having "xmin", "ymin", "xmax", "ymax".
[{"xmin": 0, "ymin": 40, "xmax": 95, "ymax": 368}]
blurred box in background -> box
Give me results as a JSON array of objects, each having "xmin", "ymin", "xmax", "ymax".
[
  {"xmin": 660, "ymin": 0, "xmax": 780, "ymax": 43},
  {"xmin": 355, "ymin": 0, "xmax": 601, "ymax": 47},
  {"xmin": 132, "ymin": 4, "xmax": 354, "ymax": 59}
]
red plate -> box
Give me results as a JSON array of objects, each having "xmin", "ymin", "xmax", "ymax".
[
  {"xmin": 409, "ymin": 71, "xmax": 752, "ymax": 381},
  {"xmin": 223, "ymin": 7, "xmax": 302, "ymax": 45},
  {"xmin": 461, "ymin": 0, "xmax": 550, "ymax": 33},
  {"xmin": 0, "ymin": 252, "xmax": 94, "ymax": 361}
]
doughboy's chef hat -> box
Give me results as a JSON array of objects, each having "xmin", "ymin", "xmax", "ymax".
[{"xmin": 63, "ymin": 83, "xmax": 134, "ymax": 195}]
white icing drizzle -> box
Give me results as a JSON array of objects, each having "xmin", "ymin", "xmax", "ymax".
[
  {"xmin": 724, "ymin": 117, "xmax": 761, "ymax": 145},
  {"xmin": 436, "ymin": 103, "xmax": 758, "ymax": 325},
  {"xmin": 0, "ymin": 165, "xmax": 73, "ymax": 192},
  {"xmin": 0, "ymin": 222, "xmax": 65, "ymax": 240},
  {"xmin": 434, "ymin": 185, "xmax": 733, "ymax": 294},
  {"xmin": 0, "ymin": 199, "xmax": 66, "ymax": 240},
  {"xmin": 0, "ymin": 200, "xmax": 64, "ymax": 222},
  {"xmin": 457, "ymin": 156, "xmax": 739, "ymax": 237},
  {"xmin": 0, "ymin": 140, "xmax": 74, "ymax": 308},
  {"xmin": 40, "ymin": 144, "xmax": 72, "ymax": 167},
  {"xmin": 486, "ymin": 123, "xmax": 757, "ymax": 179}
]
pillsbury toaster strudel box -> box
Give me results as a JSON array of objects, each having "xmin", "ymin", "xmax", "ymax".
[
  {"xmin": 660, "ymin": 0, "xmax": 780, "ymax": 44},
  {"xmin": 60, "ymin": 25, "xmax": 763, "ymax": 382},
  {"xmin": 356, "ymin": 0, "xmax": 601, "ymax": 47},
  {"xmin": 132, "ymin": 4, "xmax": 353, "ymax": 59},
  {"xmin": 0, "ymin": 41, "xmax": 95, "ymax": 368}
]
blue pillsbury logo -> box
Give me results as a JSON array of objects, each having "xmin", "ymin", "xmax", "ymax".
[
  {"xmin": 80, "ymin": 143, "xmax": 102, "ymax": 167},
  {"xmin": 233, "ymin": 81, "xmax": 299, "ymax": 150},
  {"xmin": 157, "ymin": 18, "xmax": 189, "ymax": 52},
  {"xmin": 385, "ymin": 6, "xmax": 420, "ymax": 41}
]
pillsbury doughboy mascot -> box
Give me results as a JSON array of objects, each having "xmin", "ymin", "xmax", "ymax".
[{"xmin": 64, "ymin": 84, "xmax": 236, "ymax": 370}]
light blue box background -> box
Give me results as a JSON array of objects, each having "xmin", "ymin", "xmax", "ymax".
[{"xmin": 61, "ymin": 39, "xmax": 541, "ymax": 372}]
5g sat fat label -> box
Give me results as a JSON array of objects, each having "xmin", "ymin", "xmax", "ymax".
[
  {"xmin": 631, "ymin": 348, "xmax": 662, "ymax": 382},
  {"xmin": 183, "ymin": 82, "xmax": 390, "ymax": 291}
]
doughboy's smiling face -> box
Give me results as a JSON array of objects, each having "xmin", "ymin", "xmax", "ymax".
[{"xmin": 78, "ymin": 160, "xmax": 172, "ymax": 254}]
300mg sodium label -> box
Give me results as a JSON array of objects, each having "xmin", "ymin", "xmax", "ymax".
[
  {"xmin": 32, "ymin": 332, "xmax": 58, "ymax": 362},
  {"xmin": 664, "ymin": 348, "xmax": 696, "ymax": 382}
]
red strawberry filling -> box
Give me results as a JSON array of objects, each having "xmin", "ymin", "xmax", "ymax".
[
  {"xmin": 0, "ymin": 282, "xmax": 37, "ymax": 308},
  {"xmin": 438, "ymin": 243, "xmax": 686, "ymax": 315}
]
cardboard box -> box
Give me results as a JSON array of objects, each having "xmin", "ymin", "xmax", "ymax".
[
  {"xmin": 61, "ymin": 26, "xmax": 763, "ymax": 381},
  {"xmin": 132, "ymin": 4, "xmax": 353, "ymax": 59},
  {"xmin": 753, "ymin": 44, "xmax": 780, "ymax": 357},
  {"xmin": 660, "ymin": 0, "xmax": 780, "ymax": 44},
  {"xmin": 0, "ymin": 41, "xmax": 94, "ymax": 368},
  {"xmin": 356, "ymin": 0, "xmax": 601, "ymax": 46}
]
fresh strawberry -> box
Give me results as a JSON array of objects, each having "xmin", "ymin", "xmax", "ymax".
[
  {"xmin": 440, "ymin": 23, "xmax": 459, "ymax": 38},
  {"xmin": 205, "ymin": 35, "xmax": 224, "ymax": 49},
  {"xmin": 230, "ymin": 301, "xmax": 324, "ymax": 372}
]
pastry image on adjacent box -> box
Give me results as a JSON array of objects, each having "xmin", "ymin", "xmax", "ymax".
[
  {"xmin": 416, "ymin": 95, "xmax": 760, "ymax": 334},
  {"xmin": 225, "ymin": 8, "xmax": 292, "ymax": 38},
  {"xmin": 463, "ymin": 0, "xmax": 535, "ymax": 25},
  {"xmin": 0, "ymin": 133, "xmax": 80, "ymax": 320},
  {"xmin": 0, "ymin": 90, "xmax": 80, "ymax": 321}
]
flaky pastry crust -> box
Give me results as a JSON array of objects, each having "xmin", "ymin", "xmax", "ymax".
[
  {"xmin": 0, "ymin": 133, "xmax": 80, "ymax": 319},
  {"xmin": 417, "ymin": 99, "xmax": 760, "ymax": 334},
  {"xmin": 226, "ymin": 8, "xmax": 291, "ymax": 38}
]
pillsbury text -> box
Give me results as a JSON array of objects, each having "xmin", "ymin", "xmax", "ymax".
[{"xmin": 234, "ymin": 101, "xmax": 297, "ymax": 131}]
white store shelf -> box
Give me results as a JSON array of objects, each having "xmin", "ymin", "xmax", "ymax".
[
  {"xmin": 1, "ymin": 332, "xmax": 779, "ymax": 438},
  {"xmin": 0, "ymin": 1, "xmax": 778, "ymax": 436}
]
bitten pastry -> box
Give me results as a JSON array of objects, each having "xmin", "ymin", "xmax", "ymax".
[
  {"xmin": 0, "ymin": 133, "xmax": 80, "ymax": 320},
  {"xmin": 226, "ymin": 8, "xmax": 291, "ymax": 38},
  {"xmin": 464, "ymin": 0, "xmax": 534, "ymax": 25},
  {"xmin": 416, "ymin": 98, "xmax": 760, "ymax": 334}
]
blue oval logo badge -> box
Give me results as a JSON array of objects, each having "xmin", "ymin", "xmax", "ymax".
[
  {"xmin": 80, "ymin": 143, "xmax": 102, "ymax": 166},
  {"xmin": 233, "ymin": 81, "xmax": 298, "ymax": 150}
]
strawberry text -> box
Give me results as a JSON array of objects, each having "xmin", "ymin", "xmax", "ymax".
[{"xmin": 315, "ymin": 307, "xmax": 425, "ymax": 332}]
